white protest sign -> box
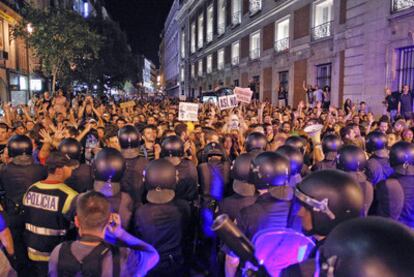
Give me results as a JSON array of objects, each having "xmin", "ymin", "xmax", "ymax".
[
  {"xmin": 178, "ymin": 102, "xmax": 199, "ymax": 121},
  {"xmin": 218, "ymin": 95, "xmax": 238, "ymax": 110},
  {"xmin": 234, "ymin": 87, "xmax": 253, "ymax": 104}
]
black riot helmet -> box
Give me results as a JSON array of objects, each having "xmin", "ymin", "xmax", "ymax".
[
  {"xmin": 58, "ymin": 138, "xmax": 82, "ymax": 161},
  {"xmin": 92, "ymin": 147, "xmax": 126, "ymax": 183},
  {"xmin": 276, "ymin": 145, "xmax": 303, "ymax": 176},
  {"xmin": 231, "ymin": 152, "xmax": 258, "ymax": 197},
  {"xmin": 285, "ymin": 136, "xmax": 307, "ymax": 154},
  {"xmin": 319, "ymin": 217, "xmax": 414, "ymax": 277},
  {"xmin": 7, "ymin": 134, "xmax": 33, "ymax": 158},
  {"xmin": 160, "ymin": 135, "xmax": 184, "ymax": 158},
  {"xmin": 389, "ymin": 141, "xmax": 414, "ymax": 175},
  {"xmin": 201, "ymin": 142, "xmax": 227, "ymax": 163},
  {"xmin": 245, "ymin": 132, "xmax": 267, "ymax": 153},
  {"xmin": 144, "ymin": 159, "xmax": 177, "ymax": 204},
  {"xmin": 322, "ymin": 134, "xmax": 342, "ymax": 155},
  {"xmin": 118, "ymin": 125, "xmax": 141, "ymax": 149},
  {"xmin": 366, "ymin": 131, "xmax": 387, "ymax": 154},
  {"xmin": 295, "ymin": 170, "xmax": 364, "ymax": 236},
  {"xmin": 336, "ymin": 145, "xmax": 366, "ymax": 172}
]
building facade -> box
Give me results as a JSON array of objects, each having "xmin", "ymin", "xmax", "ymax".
[
  {"xmin": 163, "ymin": 0, "xmax": 181, "ymax": 97},
  {"xmin": 137, "ymin": 55, "xmax": 157, "ymax": 94},
  {"xmin": 176, "ymin": 0, "xmax": 414, "ymax": 113}
]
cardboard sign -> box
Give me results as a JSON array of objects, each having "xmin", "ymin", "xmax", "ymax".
[
  {"xmin": 234, "ymin": 87, "xmax": 253, "ymax": 104},
  {"xmin": 120, "ymin": 101, "xmax": 136, "ymax": 109},
  {"xmin": 218, "ymin": 95, "xmax": 238, "ymax": 110},
  {"xmin": 178, "ymin": 102, "xmax": 199, "ymax": 121}
]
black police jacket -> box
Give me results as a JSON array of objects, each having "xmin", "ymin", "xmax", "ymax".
[
  {"xmin": 65, "ymin": 164, "xmax": 93, "ymax": 193},
  {"xmin": 175, "ymin": 159, "xmax": 198, "ymax": 202},
  {"xmin": 218, "ymin": 193, "xmax": 257, "ymax": 220},
  {"xmin": 120, "ymin": 156, "xmax": 148, "ymax": 204}
]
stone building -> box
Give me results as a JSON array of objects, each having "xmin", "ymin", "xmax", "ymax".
[{"xmin": 175, "ymin": 0, "xmax": 414, "ymax": 113}]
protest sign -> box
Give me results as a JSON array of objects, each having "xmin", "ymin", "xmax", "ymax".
[
  {"xmin": 234, "ymin": 87, "xmax": 253, "ymax": 104},
  {"xmin": 218, "ymin": 95, "xmax": 238, "ymax": 110},
  {"xmin": 120, "ymin": 101, "xmax": 136, "ymax": 109},
  {"xmin": 178, "ymin": 102, "xmax": 199, "ymax": 121}
]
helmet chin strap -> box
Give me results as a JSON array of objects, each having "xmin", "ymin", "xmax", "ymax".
[
  {"xmin": 295, "ymin": 188, "xmax": 336, "ymax": 220},
  {"xmin": 94, "ymin": 181, "xmax": 121, "ymax": 197}
]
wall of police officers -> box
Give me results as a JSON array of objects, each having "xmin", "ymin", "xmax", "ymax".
[{"xmin": 0, "ymin": 92, "xmax": 413, "ymax": 277}]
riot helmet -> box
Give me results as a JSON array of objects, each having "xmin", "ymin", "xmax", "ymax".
[
  {"xmin": 118, "ymin": 125, "xmax": 141, "ymax": 149},
  {"xmin": 245, "ymin": 132, "xmax": 267, "ymax": 153},
  {"xmin": 285, "ymin": 136, "xmax": 307, "ymax": 154},
  {"xmin": 93, "ymin": 148, "xmax": 125, "ymax": 197},
  {"xmin": 201, "ymin": 142, "xmax": 227, "ymax": 163},
  {"xmin": 336, "ymin": 145, "xmax": 366, "ymax": 172},
  {"xmin": 322, "ymin": 134, "xmax": 342, "ymax": 155},
  {"xmin": 160, "ymin": 135, "xmax": 184, "ymax": 158},
  {"xmin": 144, "ymin": 159, "xmax": 177, "ymax": 204},
  {"xmin": 276, "ymin": 145, "xmax": 303, "ymax": 176},
  {"xmin": 231, "ymin": 152, "xmax": 257, "ymax": 197},
  {"xmin": 8, "ymin": 134, "xmax": 33, "ymax": 157},
  {"xmin": 389, "ymin": 141, "xmax": 414, "ymax": 175},
  {"xmin": 366, "ymin": 131, "xmax": 388, "ymax": 155},
  {"xmin": 58, "ymin": 138, "xmax": 82, "ymax": 161}
]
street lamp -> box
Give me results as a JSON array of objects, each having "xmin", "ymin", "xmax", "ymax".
[{"xmin": 26, "ymin": 23, "xmax": 33, "ymax": 99}]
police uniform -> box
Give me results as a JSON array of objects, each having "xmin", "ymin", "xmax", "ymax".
[
  {"xmin": 65, "ymin": 163, "xmax": 93, "ymax": 193},
  {"xmin": 311, "ymin": 152, "xmax": 336, "ymax": 171},
  {"xmin": 175, "ymin": 158, "xmax": 198, "ymax": 201},
  {"xmin": 365, "ymin": 132, "xmax": 393, "ymax": 186},
  {"xmin": 312, "ymin": 134, "xmax": 342, "ymax": 172}
]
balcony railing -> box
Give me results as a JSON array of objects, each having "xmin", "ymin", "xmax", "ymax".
[
  {"xmin": 207, "ymin": 32, "xmax": 213, "ymax": 43},
  {"xmin": 217, "ymin": 23, "xmax": 226, "ymax": 35},
  {"xmin": 311, "ymin": 21, "xmax": 333, "ymax": 41},
  {"xmin": 392, "ymin": 0, "xmax": 414, "ymax": 12},
  {"xmin": 250, "ymin": 49, "xmax": 260, "ymax": 60},
  {"xmin": 232, "ymin": 56, "xmax": 240, "ymax": 65},
  {"xmin": 232, "ymin": 11, "xmax": 241, "ymax": 25},
  {"xmin": 274, "ymin": 37, "xmax": 289, "ymax": 52}
]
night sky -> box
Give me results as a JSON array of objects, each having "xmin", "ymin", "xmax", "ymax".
[{"xmin": 105, "ymin": 0, "xmax": 174, "ymax": 67}]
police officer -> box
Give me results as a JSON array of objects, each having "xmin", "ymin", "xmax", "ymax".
[
  {"xmin": 161, "ymin": 135, "xmax": 198, "ymax": 202},
  {"xmin": 118, "ymin": 125, "xmax": 148, "ymax": 205},
  {"xmin": 93, "ymin": 148, "xmax": 133, "ymax": 229},
  {"xmin": 135, "ymin": 159, "xmax": 190, "ymax": 276},
  {"xmin": 23, "ymin": 152, "xmax": 78, "ymax": 276},
  {"xmin": 285, "ymin": 136, "xmax": 310, "ymax": 175},
  {"xmin": 58, "ymin": 138, "xmax": 93, "ymax": 193},
  {"xmin": 376, "ymin": 141, "xmax": 414, "ymax": 228},
  {"xmin": 312, "ymin": 134, "xmax": 342, "ymax": 171},
  {"xmin": 337, "ymin": 145, "xmax": 373, "ymax": 215},
  {"xmin": 365, "ymin": 131, "xmax": 394, "ymax": 186},
  {"xmin": 0, "ymin": 135, "xmax": 47, "ymax": 274},
  {"xmin": 49, "ymin": 191, "xmax": 159, "ymax": 276},
  {"xmin": 318, "ymin": 217, "xmax": 414, "ymax": 277},
  {"xmin": 276, "ymin": 145, "xmax": 303, "ymax": 187},
  {"xmin": 226, "ymin": 152, "xmax": 292, "ymax": 275},
  {"xmin": 244, "ymin": 132, "xmax": 267, "ymax": 153},
  {"xmin": 218, "ymin": 152, "xmax": 258, "ymax": 220},
  {"xmin": 282, "ymin": 170, "xmax": 364, "ymax": 276}
]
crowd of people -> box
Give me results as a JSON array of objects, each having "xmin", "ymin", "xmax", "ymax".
[{"xmin": 0, "ymin": 87, "xmax": 413, "ymax": 277}]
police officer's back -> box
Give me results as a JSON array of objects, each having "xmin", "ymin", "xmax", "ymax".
[
  {"xmin": 276, "ymin": 145, "xmax": 303, "ymax": 187},
  {"xmin": 312, "ymin": 134, "xmax": 342, "ymax": 171},
  {"xmin": 118, "ymin": 126, "xmax": 148, "ymax": 204},
  {"xmin": 365, "ymin": 131, "xmax": 393, "ymax": 186},
  {"xmin": 59, "ymin": 138, "xmax": 93, "ymax": 193},
  {"xmin": 134, "ymin": 159, "xmax": 190, "ymax": 276}
]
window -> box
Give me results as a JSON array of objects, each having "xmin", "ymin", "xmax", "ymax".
[
  {"xmin": 191, "ymin": 63, "xmax": 195, "ymax": 78},
  {"xmin": 250, "ymin": 31, "xmax": 261, "ymax": 60},
  {"xmin": 198, "ymin": 60, "xmax": 203, "ymax": 76},
  {"xmin": 218, "ymin": 48, "xmax": 225, "ymax": 70},
  {"xmin": 232, "ymin": 41, "xmax": 240, "ymax": 65},
  {"xmin": 279, "ymin": 71, "xmax": 289, "ymax": 94},
  {"xmin": 180, "ymin": 66, "xmax": 185, "ymax": 82},
  {"xmin": 249, "ymin": 0, "xmax": 262, "ymax": 15},
  {"xmin": 207, "ymin": 55, "xmax": 212, "ymax": 73},
  {"xmin": 191, "ymin": 22, "xmax": 196, "ymax": 53},
  {"xmin": 198, "ymin": 14, "xmax": 204, "ymax": 49},
  {"xmin": 234, "ymin": 79, "xmax": 239, "ymax": 87},
  {"xmin": 398, "ymin": 46, "xmax": 414, "ymax": 92},
  {"xmin": 312, "ymin": 0, "xmax": 333, "ymax": 40},
  {"xmin": 207, "ymin": 5, "xmax": 214, "ymax": 43},
  {"xmin": 232, "ymin": 0, "xmax": 242, "ymax": 25},
  {"xmin": 181, "ymin": 31, "xmax": 186, "ymax": 58},
  {"xmin": 392, "ymin": 0, "xmax": 414, "ymax": 13},
  {"xmin": 275, "ymin": 18, "xmax": 290, "ymax": 52},
  {"xmin": 316, "ymin": 63, "xmax": 332, "ymax": 89},
  {"xmin": 218, "ymin": 0, "xmax": 226, "ymax": 35}
]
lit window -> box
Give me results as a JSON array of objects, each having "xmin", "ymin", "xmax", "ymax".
[
  {"xmin": 198, "ymin": 14, "xmax": 204, "ymax": 49},
  {"xmin": 232, "ymin": 0, "xmax": 242, "ymax": 25},
  {"xmin": 231, "ymin": 41, "xmax": 240, "ymax": 65},
  {"xmin": 198, "ymin": 60, "xmax": 203, "ymax": 76},
  {"xmin": 180, "ymin": 66, "xmax": 185, "ymax": 82},
  {"xmin": 207, "ymin": 5, "xmax": 214, "ymax": 43},
  {"xmin": 191, "ymin": 22, "xmax": 196, "ymax": 53},
  {"xmin": 207, "ymin": 55, "xmax": 212, "ymax": 73},
  {"xmin": 181, "ymin": 31, "xmax": 186, "ymax": 58},
  {"xmin": 312, "ymin": 0, "xmax": 333, "ymax": 40},
  {"xmin": 275, "ymin": 18, "xmax": 290, "ymax": 52},
  {"xmin": 250, "ymin": 31, "xmax": 261, "ymax": 59},
  {"xmin": 392, "ymin": 0, "xmax": 414, "ymax": 13},
  {"xmin": 218, "ymin": 49, "xmax": 225, "ymax": 70},
  {"xmin": 249, "ymin": 0, "xmax": 262, "ymax": 15},
  {"xmin": 218, "ymin": 0, "xmax": 226, "ymax": 35},
  {"xmin": 191, "ymin": 64, "xmax": 195, "ymax": 78}
]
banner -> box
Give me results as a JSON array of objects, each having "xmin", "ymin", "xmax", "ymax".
[
  {"xmin": 178, "ymin": 102, "xmax": 199, "ymax": 121},
  {"xmin": 234, "ymin": 87, "xmax": 253, "ymax": 104},
  {"xmin": 120, "ymin": 101, "xmax": 136, "ymax": 109},
  {"xmin": 218, "ymin": 95, "xmax": 238, "ymax": 110}
]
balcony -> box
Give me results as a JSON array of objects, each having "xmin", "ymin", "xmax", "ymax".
[
  {"xmin": 232, "ymin": 56, "xmax": 239, "ymax": 66},
  {"xmin": 311, "ymin": 21, "xmax": 333, "ymax": 41},
  {"xmin": 207, "ymin": 32, "xmax": 213, "ymax": 43},
  {"xmin": 232, "ymin": 11, "xmax": 241, "ymax": 25},
  {"xmin": 392, "ymin": 0, "xmax": 414, "ymax": 12},
  {"xmin": 249, "ymin": 0, "xmax": 262, "ymax": 16},
  {"xmin": 250, "ymin": 49, "xmax": 260, "ymax": 60},
  {"xmin": 274, "ymin": 37, "xmax": 289, "ymax": 53},
  {"xmin": 217, "ymin": 23, "xmax": 226, "ymax": 36}
]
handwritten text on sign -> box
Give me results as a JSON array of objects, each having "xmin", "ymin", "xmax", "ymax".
[
  {"xmin": 178, "ymin": 102, "xmax": 199, "ymax": 121},
  {"xmin": 218, "ymin": 95, "xmax": 238, "ymax": 110},
  {"xmin": 234, "ymin": 87, "xmax": 253, "ymax": 104}
]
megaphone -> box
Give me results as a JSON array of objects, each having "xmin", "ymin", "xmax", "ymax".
[{"xmin": 304, "ymin": 124, "xmax": 324, "ymax": 144}]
